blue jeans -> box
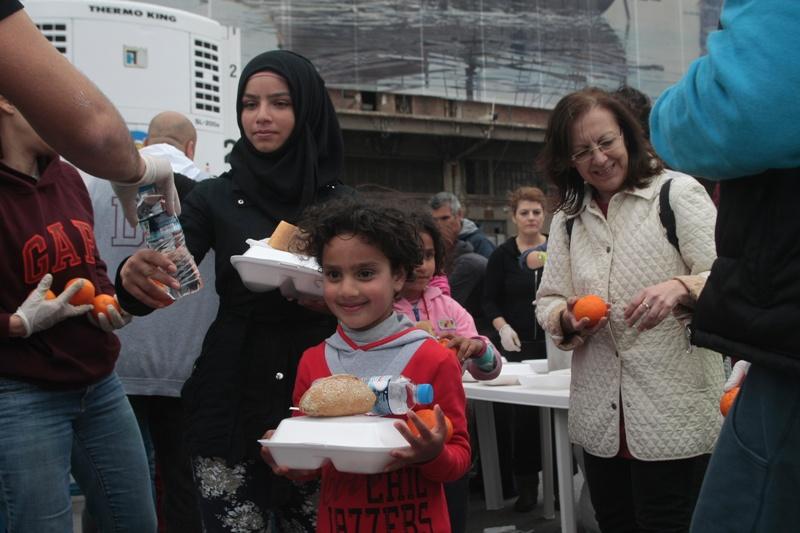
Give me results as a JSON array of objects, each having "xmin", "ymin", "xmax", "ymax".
[
  {"xmin": 0, "ymin": 373, "xmax": 156, "ymax": 532},
  {"xmin": 690, "ymin": 363, "xmax": 800, "ymax": 532}
]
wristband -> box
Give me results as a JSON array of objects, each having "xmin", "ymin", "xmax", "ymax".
[{"xmin": 474, "ymin": 344, "xmax": 496, "ymax": 370}]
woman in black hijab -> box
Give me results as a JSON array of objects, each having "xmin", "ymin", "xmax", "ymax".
[{"xmin": 117, "ymin": 50, "xmax": 350, "ymax": 532}]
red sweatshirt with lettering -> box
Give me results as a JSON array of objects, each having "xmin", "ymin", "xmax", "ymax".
[
  {"xmin": 0, "ymin": 159, "xmax": 119, "ymax": 388},
  {"xmin": 293, "ymin": 321, "xmax": 471, "ymax": 533}
]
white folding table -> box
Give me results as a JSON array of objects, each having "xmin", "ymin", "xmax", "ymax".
[{"xmin": 463, "ymin": 382, "xmax": 575, "ymax": 533}]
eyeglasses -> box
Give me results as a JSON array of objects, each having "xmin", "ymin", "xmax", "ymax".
[{"xmin": 570, "ymin": 133, "xmax": 623, "ymax": 163}]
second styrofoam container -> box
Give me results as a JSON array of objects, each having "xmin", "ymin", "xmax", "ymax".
[
  {"xmin": 518, "ymin": 372, "xmax": 571, "ymax": 390},
  {"xmin": 231, "ymin": 239, "xmax": 323, "ymax": 297},
  {"xmin": 522, "ymin": 359, "xmax": 549, "ymax": 374}
]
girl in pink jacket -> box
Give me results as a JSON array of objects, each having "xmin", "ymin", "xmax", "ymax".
[
  {"xmin": 393, "ymin": 211, "xmax": 501, "ymax": 533},
  {"xmin": 394, "ymin": 212, "xmax": 501, "ymax": 381}
]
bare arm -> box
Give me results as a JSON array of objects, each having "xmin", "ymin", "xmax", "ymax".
[{"xmin": 0, "ymin": 9, "xmax": 144, "ymax": 182}]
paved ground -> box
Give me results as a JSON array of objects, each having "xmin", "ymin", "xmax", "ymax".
[
  {"xmin": 466, "ymin": 470, "xmax": 593, "ymax": 533},
  {"xmin": 465, "ymin": 491, "xmax": 563, "ymax": 533}
]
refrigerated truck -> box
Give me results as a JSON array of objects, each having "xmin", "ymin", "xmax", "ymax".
[{"xmin": 26, "ymin": 0, "xmax": 241, "ymax": 175}]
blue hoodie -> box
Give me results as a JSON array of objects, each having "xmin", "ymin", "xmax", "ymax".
[{"xmin": 650, "ymin": 0, "xmax": 800, "ymax": 179}]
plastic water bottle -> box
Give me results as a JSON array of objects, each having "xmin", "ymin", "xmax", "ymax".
[
  {"xmin": 136, "ymin": 185, "xmax": 202, "ymax": 300},
  {"xmin": 365, "ymin": 375, "xmax": 434, "ymax": 415}
]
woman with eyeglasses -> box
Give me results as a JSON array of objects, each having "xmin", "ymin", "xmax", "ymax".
[{"xmin": 535, "ymin": 87, "xmax": 723, "ymax": 532}]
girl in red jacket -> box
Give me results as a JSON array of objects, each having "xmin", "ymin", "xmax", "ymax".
[{"xmin": 262, "ymin": 200, "xmax": 471, "ymax": 532}]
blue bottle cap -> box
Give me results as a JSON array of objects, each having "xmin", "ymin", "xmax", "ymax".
[{"xmin": 417, "ymin": 383, "xmax": 434, "ymax": 405}]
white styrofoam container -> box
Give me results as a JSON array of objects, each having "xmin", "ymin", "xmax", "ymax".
[
  {"xmin": 518, "ymin": 372, "xmax": 571, "ymax": 390},
  {"xmin": 259, "ymin": 415, "xmax": 410, "ymax": 474},
  {"xmin": 522, "ymin": 359, "xmax": 549, "ymax": 374},
  {"xmin": 230, "ymin": 239, "xmax": 323, "ymax": 297},
  {"xmin": 481, "ymin": 362, "xmax": 533, "ymax": 386}
]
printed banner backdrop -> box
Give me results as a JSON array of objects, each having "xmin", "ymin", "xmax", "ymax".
[{"xmin": 161, "ymin": 0, "xmax": 722, "ymax": 107}]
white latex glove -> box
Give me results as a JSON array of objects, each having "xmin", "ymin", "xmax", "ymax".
[
  {"xmin": 111, "ymin": 154, "xmax": 179, "ymax": 227},
  {"xmin": 14, "ymin": 274, "xmax": 92, "ymax": 337},
  {"xmin": 87, "ymin": 296, "xmax": 132, "ymax": 332},
  {"xmin": 499, "ymin": 324, "xmax": 522, "ymax": 352},
  {"xmin": 724, "ymin": 360, "xmax": 751, "ymax": 392}
]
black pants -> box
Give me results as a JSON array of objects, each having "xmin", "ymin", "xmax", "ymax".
[
  {"xmin": 129, "ymin": 395, "xmax": 203, "ymax": 533},
  {"xmin": 582, "ymin": 451, "xmax": 709, "ymax": 533}
]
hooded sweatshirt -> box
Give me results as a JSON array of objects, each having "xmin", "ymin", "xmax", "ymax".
[
  {"xmin": 293, "ymin": 313, "xmax": 470, "ymax": 533},
  {"xmin": 458, "ymin": 217, "xmax": 495, "ymax": 259},
  {"xmin": 0, "ymin": 159, "xmax": 119, "ymax": 387}
]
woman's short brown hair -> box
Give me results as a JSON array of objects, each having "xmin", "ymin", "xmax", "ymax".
[
  {"xmin": 508, "ymin": 186, "xmax": 547, "ymax": 214},
  {"xmin": 536, "ymin": 87, "xmax": 663, "ymax": 215}
]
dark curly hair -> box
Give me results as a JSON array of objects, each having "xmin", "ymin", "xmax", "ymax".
[
  {"xmin": 536, "ymin": 87, "xmax": 663, "ymax": 215},
  {"xmin": 612, "ymin": 85, "xmax": 652, "ymax": 139},
  {"xmin": 405, "ymin": 210, "xmax": 446, "ymax": 276},
  {"xmin": 296, "ymin": 198, "xmax": 423, "ymax": 280}
]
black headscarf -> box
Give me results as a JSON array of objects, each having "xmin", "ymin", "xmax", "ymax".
[{"xmin": 228, "ymin": 50, "xmax": 344, "ymax": 223}]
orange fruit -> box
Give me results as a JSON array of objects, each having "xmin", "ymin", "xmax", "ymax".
[
  {"xmin": 406, "ymin": 408, "xmax": 454, "ymax": 442},
  {"xmin": 437, "ymin": 337, "xmax": 456, "ymax": 353},
  {"xmin": 720, "ymin": 386, "xmax": 740, "ymax": 416},
  {"xmin": 573, "ymin": 294, "xmax": 607, "ymax": 327},
  {"xmin": 30, "ymin": 288, "xmax": 57, "ymax": 300},
  {"xmin": 65, "ymin": 278, "xmax": 96, "ymax": 306},
  {"xmin": 92, "ymin": 294, "xmax": 120, "ymax": 321}
]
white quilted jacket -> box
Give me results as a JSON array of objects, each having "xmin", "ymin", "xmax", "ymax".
[{"xmin": 536, "ymin": 170, "xmax": 724, "ymax": 460}]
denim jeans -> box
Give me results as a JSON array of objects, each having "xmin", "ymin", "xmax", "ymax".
[
  {"xmin": 0, "ymin": 373, "xmax": 156, "ymax": 532},
  {"xmin": 690, "ymin": 363, "xmax": 800, "ymax": 532}
]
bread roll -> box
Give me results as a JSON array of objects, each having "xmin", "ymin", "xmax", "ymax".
[
  {"xmin": 299, "ymin": 374, "xmax": 376, "ymax": 417},
  {"xmin": 269, "ymin": 220, "xmax": 299, "ymax": 252}
]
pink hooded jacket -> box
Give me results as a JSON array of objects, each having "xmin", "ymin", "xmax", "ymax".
[{"xmin": 394, "ymin": 285, "xmax": 502, "ymax": 380}]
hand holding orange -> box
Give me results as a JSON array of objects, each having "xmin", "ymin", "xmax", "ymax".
[
  {"xmin": 406, "ymin": 408, "xmax": 454, "ymax": 442},
  {"xmin": 720, "ymin": 386, "xmax": 740, "ymax": 416},
  {"xmin": 65, "ymin": 278, "xmax": 96, "ymax": 306},
  {"xmin": 91, "ymin": 294, "xmax": 121, "ymax": 321},
  {"xmin": 573, "ymin": 295, "xmax": 608, "ymax": 327},
  {"xmin": 29, "ymin": 288, "xmax": 56, "ymax": 300}
]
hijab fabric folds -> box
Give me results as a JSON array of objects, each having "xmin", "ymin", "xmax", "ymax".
[{"xmin": 228, "ymin": 50, "xmax": 344, "ymax": 223}]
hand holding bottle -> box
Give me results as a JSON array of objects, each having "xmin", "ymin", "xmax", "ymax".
[
  {"xmin": 112, "ymin": 155, "xmax": 179, "ymax": 227},
  {"xmin": 120, "ymin": 249, "xmax": 179, "ymax": 309}
]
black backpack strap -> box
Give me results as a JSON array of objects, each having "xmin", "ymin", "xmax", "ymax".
[{"xmin": 659, "ymin": 179, "xmax": 679, "ymax": 252}]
